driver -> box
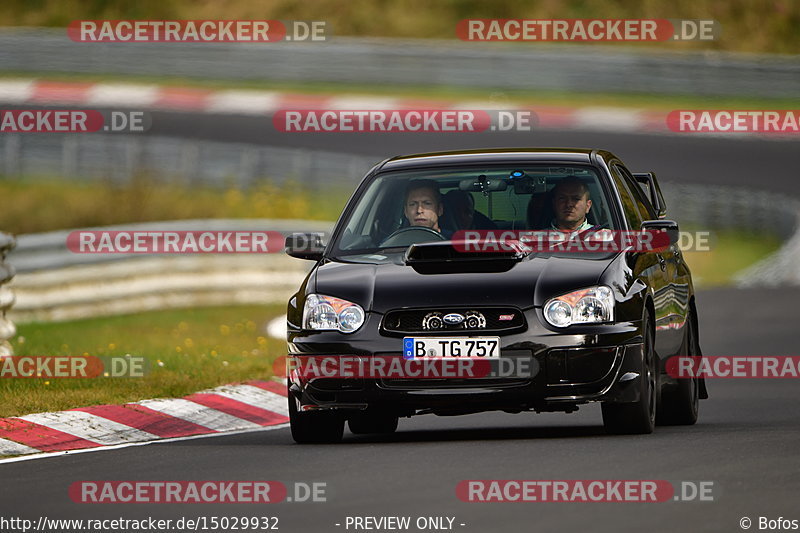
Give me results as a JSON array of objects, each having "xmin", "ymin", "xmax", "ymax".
[
  {"xmin": 547, "ymin": 177, "xmax": 613, "ymax": 250},
  {"xmin": 404, "ymin": 179, "xmax": 446, "ymax": 234},
  {"xmin": 551, "ymin": 177, "xmax": 594, "ymax": 232}
]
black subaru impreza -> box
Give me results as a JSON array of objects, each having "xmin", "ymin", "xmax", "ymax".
[{"xmin": 285, "ymin": 148, "xmax": 707, "ymax": 443}]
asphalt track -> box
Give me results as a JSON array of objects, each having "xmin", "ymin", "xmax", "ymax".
[{"xmin": 1, "ymin": 114, "xmax": 799, "ymax": 532}]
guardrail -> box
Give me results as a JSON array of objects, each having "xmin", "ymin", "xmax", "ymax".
[
  {"xmin": 7, "ymin": 219, "xmax": 331, "ymax": 323},
  {"xmin": 1, "ymin": 134, "xmax": 375, "ymax": 190},
  {"xmin": 1, "ymin": 29, "xmax": 799, "ymax": 97},
  {"xmin": 735, "ymin": 198, "xmax": 800, "ymax": 287},
  {"xmin": 0, "ymin": 232, "xmax": 16, "ymax": 356},
  {"xmin": 662, "ymin": 183, "xmax": 797, "ymax": 241},
  {"xmin": 9, "ymin": 218, "xmax": 333, "ymax": 273}
]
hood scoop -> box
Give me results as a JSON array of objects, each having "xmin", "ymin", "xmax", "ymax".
[{"xmin": 404, "ymin": 240, "xmax": 528, "ymax": 274}]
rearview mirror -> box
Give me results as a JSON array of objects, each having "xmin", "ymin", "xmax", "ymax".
[
  {"xmin": 512, "ymin": 175, "xmax": 547, "ymax": 194},
  {"xmin": 459, "ymin": 175, "xmax": 508, "ymax": 193}
]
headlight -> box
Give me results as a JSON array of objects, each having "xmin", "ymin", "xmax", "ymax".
[
  {"xmin": 303, "ymin": 294, "xmax": 365, "ymax": 333},
  {"xmin": 543, "ymin": 286, "xmax": 614, "ymax": 327}
]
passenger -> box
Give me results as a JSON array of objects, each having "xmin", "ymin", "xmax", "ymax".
[
  {"xmin": 526, "ymin": 192, "xmax": 549, "ymax": 229},
  {"xmin": 443, "ymin": 189, "xmax": 498, "ymax": 230},
  {"xmin": 443, "ymin": 190, "xmax": 475, "ymax": 230}
]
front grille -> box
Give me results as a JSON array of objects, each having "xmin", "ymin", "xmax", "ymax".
[
  {"xmin": 381, "ymin": 307, "xmax": 526, "ymax": 334},
  {"xmin": 379, "ymin": 377, "xmax": 531, "ymax": 389}
]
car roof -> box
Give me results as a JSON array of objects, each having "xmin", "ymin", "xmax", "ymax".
[{"xmin": 379, "ymin": 148, "xmax": 617, "ymax": 171}]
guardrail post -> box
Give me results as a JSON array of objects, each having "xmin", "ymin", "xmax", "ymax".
[
  {"xmin": 3, "ymin": 134, "xmax": 21, "ymax": 177},
  {"xmin": 180, "ymin": 142, "xmax": 200, "ymax": 180},
  {"xmin": 239, "ymin": 146, "xmax": 258, "ymax": 188},
  {"xmin": 0, "ymin": 232, "xmax": 16, "ymax": 357},
  {"xmin": 61, "ymin": 136, "xmax": 80, "ymax": 177}
]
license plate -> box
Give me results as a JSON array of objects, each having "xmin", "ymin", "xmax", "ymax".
[{"xmin": 403, "ymin": 337, "xmax": 500, "ymax": 359}]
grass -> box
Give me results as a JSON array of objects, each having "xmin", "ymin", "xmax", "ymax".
[
  {"xmin": 2, "ymin": 305, "xmax": 286, "ymax": 418},
  {"xmin": 0, "ymin": 176, "xmax": 352, "ymax": 235},
  {"xmin": 681, "ymin": 230, "xmax": 781, "ymax": 286},
  {"xmin": 1, "ymin": 0, "xmax": 799, "ymax": 54},
  {"xmin": 2, "ymin": 72, "xmax": 799, "ymax": 113}
]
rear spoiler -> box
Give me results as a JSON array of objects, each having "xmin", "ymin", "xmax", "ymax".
[{"xmin": 632, "ymin": 172, "xmax": 667, "ymax": 219}]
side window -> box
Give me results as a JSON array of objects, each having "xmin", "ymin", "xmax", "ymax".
[
  {"xmin": 609, "ymin": 165, "xmax": 643, "ymax": 228},
  {"xmin": 615, "ymin": 164, "xmax": 657, "ymax": 221}
]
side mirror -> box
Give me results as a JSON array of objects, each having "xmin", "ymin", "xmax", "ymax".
[
  {"xmin": 285, "ymin": 232, "xmax": 326, "ymax": 261},
  {"xmin": 641, "ymin": 220, "xmax": 679, "ymax": 247}
]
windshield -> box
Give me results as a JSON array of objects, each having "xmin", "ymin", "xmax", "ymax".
[{"xmin": 331, "ymin": 164, "xmax": 617, "ymax": 258}]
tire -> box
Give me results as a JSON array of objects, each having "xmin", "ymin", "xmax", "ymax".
[
  {"xmin": 348, "ymin": 411, "xmax": 399, "ymax": 435},
  {"xmin": 602, "ymin": 311, "xmax": 657, "ymax": 435},
  {"xmin": 657, "ymin": 310, "xmax": 699, "ymax": 426},
  {"xmin": 288, "ymin": 391, "xmax": 344, "ymax": 444}
]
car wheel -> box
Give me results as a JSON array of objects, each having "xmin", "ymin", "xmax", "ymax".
[
  {"xmin": 602, "ymin": 311, "xmax": 657, "ymax": 435},
  {"xmin": 656, "ymin": 310, "xmax": 699, "ymax": 426},
  {"xmin": 288, "ymin": 390, "xmax": 344, "ymax": 444},
  {"xmin": 348, "ymin": 411, "xmax": 399, "ymax": 435}
]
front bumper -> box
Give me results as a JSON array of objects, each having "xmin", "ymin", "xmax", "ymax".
[{"xmin": 287, "ymin": 309, "xmax": 646, "ymax": 416}]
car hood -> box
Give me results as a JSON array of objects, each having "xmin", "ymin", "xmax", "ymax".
[{"xmin": 312, "ymin": 252, "xmax": 617, "ymax": 313}]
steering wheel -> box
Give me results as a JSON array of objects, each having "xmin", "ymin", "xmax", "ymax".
[{"xmin": 379, "ymin": 226, "xmax": 446, "ymax": 247}]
